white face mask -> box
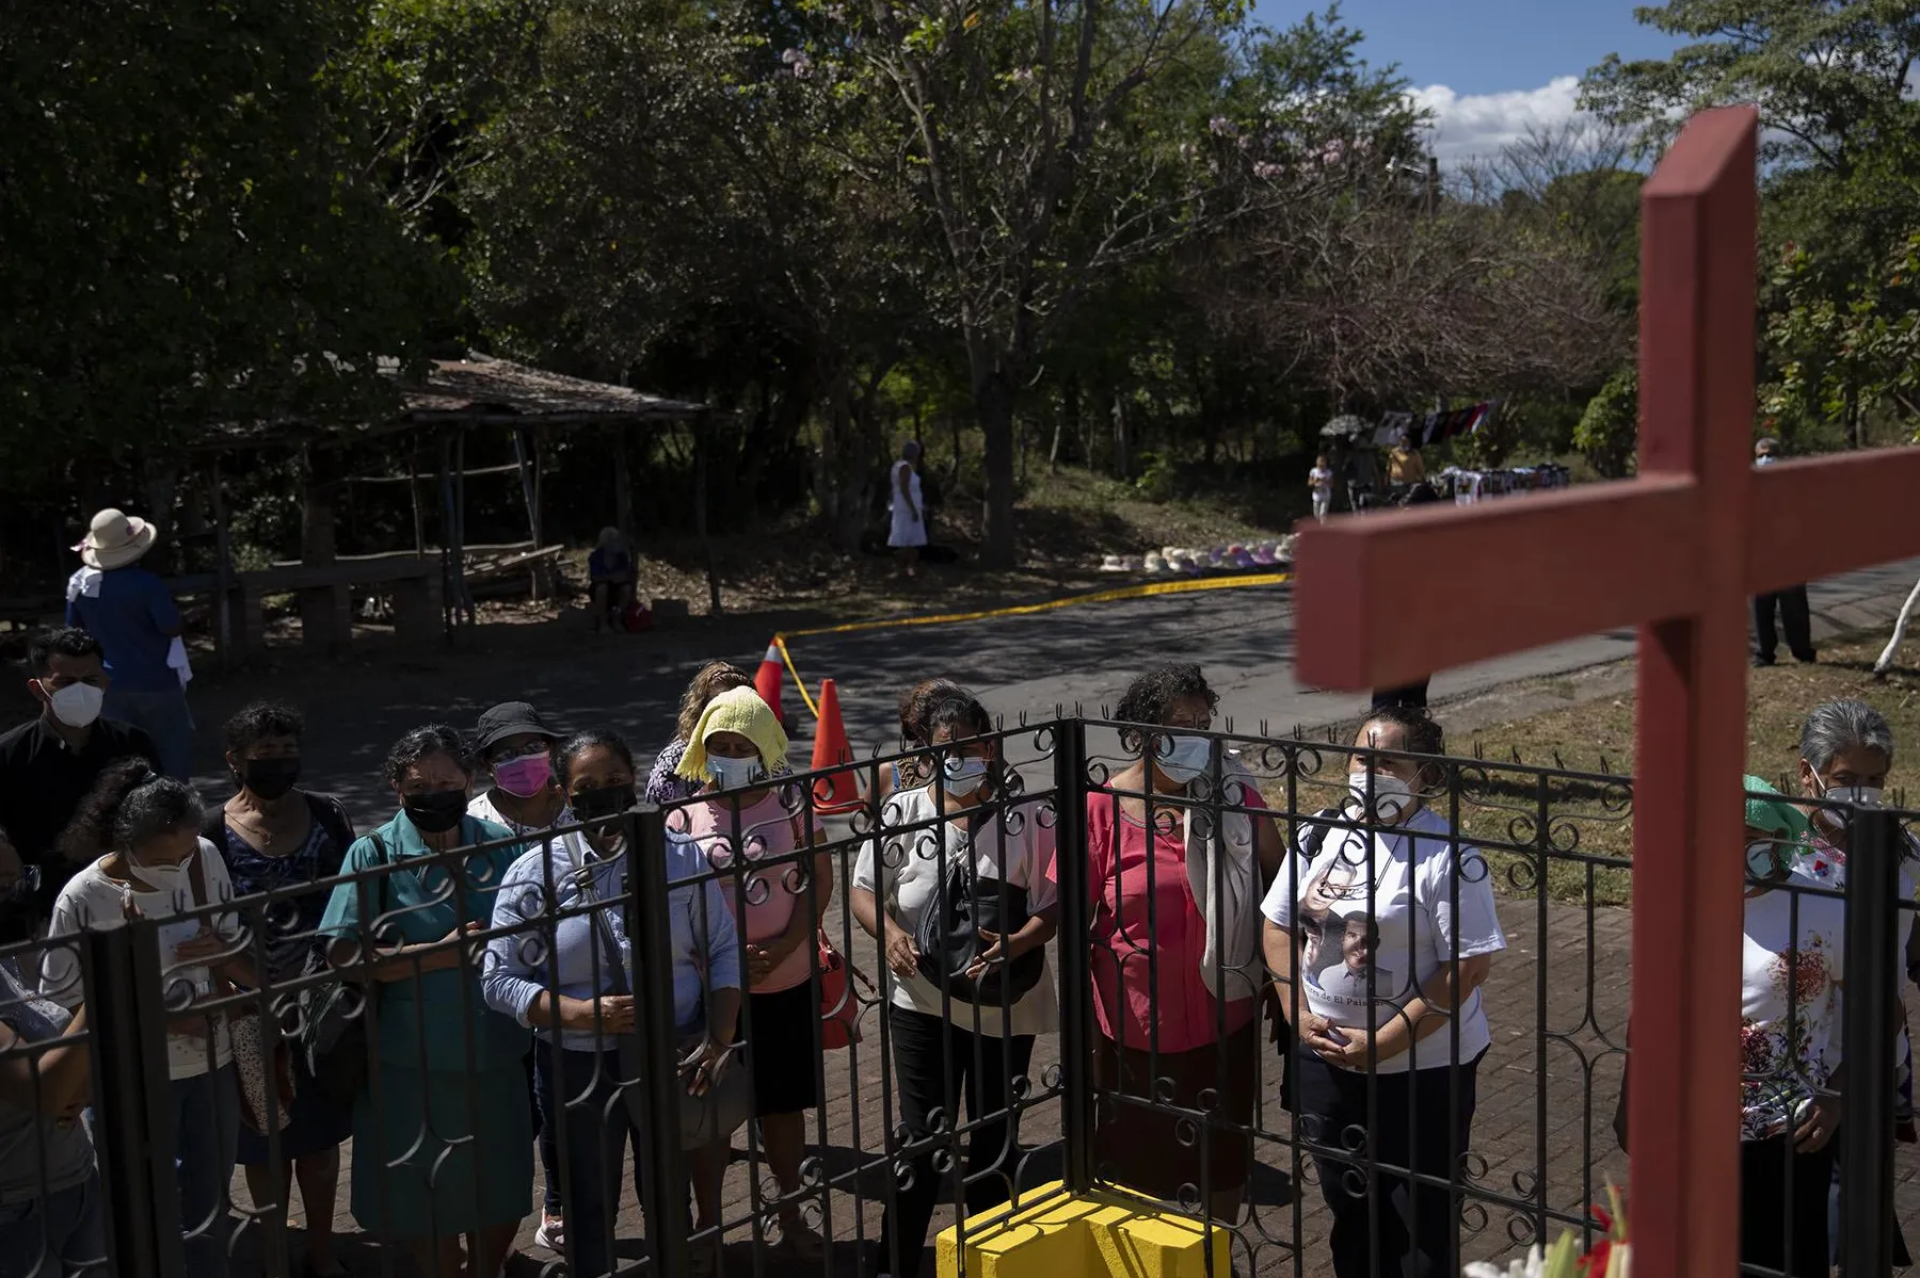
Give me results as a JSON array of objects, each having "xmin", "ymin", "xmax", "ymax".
[
  {"xmin": 1156, "ymin": 734, "xmax": 1212, "ymax": 784},
  {"xmin": 1346, "ymin": 772, "xmax": 1414, "ymax": 824},
  {"xmin": 46, "ymin": 682, "xmax": 104, "ymax": 728},
  {"xmin": 942, "ymin": 756, "xmax": 989, "ymax": 797},
  {"xmin": 128, "ymin": 857, "xmax": 188, "ymax": 895},
  {"xmin": 706, "ymin": 755, "xmax": 765, "ymax": 790},
  {"xmin": 1808, "ymin": 767, "xmax": 1884, "ymax": 828}
]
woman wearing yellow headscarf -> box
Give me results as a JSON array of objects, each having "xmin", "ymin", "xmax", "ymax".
[{"xmin": 672, "ymin": 687, "xmax": 833, "ymax": 1257}]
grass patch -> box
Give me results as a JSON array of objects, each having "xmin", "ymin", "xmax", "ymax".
[{"xmin": 1261, "ymin": 631, "xmax": 1920, "ymax": 909}]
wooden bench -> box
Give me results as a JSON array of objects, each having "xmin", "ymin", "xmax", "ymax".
[{"xmin": 244, "ymin": 554, "xmax": 444, "ymax": 656}]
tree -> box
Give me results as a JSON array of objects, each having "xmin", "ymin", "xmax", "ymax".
[
  {"xmin": 802, "ymin": 0, "xmax": 1385, "ymax": 564},
  {"xmin": 1763, "ymin": 231, "xmax": 1920, "ymax": 445},
  {"xmin": 466, "ymin": 0, "xmax": 926, "ymax": 549},
  {"xmin": 1574, "ymin": 366, "xmax": 1639, "ymax": 478},
  {"xmin": 1199, "ymin": 176, "xmax": 1628, "ymax": 410},
  {"xmin": 1581, "ymin": 0, "xmax": 1920, "ymax": 173},
  {"xmin": 0, "ymin": 0, "xmax": 455, "ymax": 489}
]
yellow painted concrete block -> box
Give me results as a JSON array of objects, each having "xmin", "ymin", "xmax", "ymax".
[{"xmin": 936, "ymin": 1181, "xmax": 1233, "ymax": 1278}]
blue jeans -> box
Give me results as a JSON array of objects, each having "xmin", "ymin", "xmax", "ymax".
[
  {"xmin": 0, "ymin": 1174, "xmax": 105, "ymax": 1277},
  {"xmin": 173, "ymin": 1066, "xmax": 238, "ymax": 1277},
  {"xmin": 103, "ymin": 687, "xmax": 195, "ymax": 779}
]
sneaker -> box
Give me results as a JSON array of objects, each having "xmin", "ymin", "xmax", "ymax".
[{"xmin": 535, "ymin": 1213, "xmax": 565, "ymax": 1252}]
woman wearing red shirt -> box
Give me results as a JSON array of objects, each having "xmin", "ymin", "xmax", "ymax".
[{"xmin": 1069, "ymin": 664, "xmax": 1283, "ymax": 1219}]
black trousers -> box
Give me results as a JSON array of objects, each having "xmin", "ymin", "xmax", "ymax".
[
  {"xmin": 878, "ymin": 1007, "xmax": 1035, "ymax": 1278},
  {"xmin": 1293, "ymin": 1051, "xmax": 1480, "ymax": 1278},
  {"xmin": 1741, "ymin": 1135, "xmax": 1834, "ymax": 1277},
  {"xmin": 1753, "ymin": 586, "xmax": 1815, "ymax": 663}
]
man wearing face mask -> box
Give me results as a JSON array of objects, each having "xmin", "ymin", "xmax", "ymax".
[{"xmin": 0, "ymin": 627, "xmax": 157, "ymax": 924}]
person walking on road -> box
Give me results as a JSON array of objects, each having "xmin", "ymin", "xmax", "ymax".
[
  {"xmin": 1308, "ymin": 455, "xmax": 1335, "ymax": 523},
  {"xmin": 64, "ymin": 508, "xmax": 195, "ymax": 777},
  {"xmin": 1751, "ymin": 438, "xmax": 1816, "ymax": 667},
  {"xmin": 889, "ymin": 441, "xmax": 927, "ymax": 579}
]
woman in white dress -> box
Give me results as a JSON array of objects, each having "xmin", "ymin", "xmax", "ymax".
[{"xmin": 889, "ymin": 441, "xmax": 927, "ymax": 578}]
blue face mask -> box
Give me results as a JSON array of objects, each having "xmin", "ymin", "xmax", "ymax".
[
  {"xmin": 942, "ymin": 756, "xmax": 990, "ymax": 797},
  {"xmin": 707, "ymin": 755, "xmax": 765, "ymax": 790},
  {"xmin": 1157, "ymin": 734, "xmax": 1212, "ymax": 784}
]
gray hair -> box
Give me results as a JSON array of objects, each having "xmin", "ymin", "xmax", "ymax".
[{"xmin": 1800, "ymin": 699, "xmax": 1895, "ymax": 772}]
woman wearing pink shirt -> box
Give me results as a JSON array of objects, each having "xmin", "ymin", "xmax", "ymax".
[
  {"xmin": 1073, "ymin": 664, "xmax": 1284, "ymax": 1219},
  {"xmin": 671, "ymin": 687, "xmax": 833, "ymax": 1258}
]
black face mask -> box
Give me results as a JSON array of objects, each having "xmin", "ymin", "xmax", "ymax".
[
  {"xmin": 242, "ymin": 757, "xmax": 302, "ymax": 801},
  {"xmin": 403, "ymin": 789, "xmax": 468, "ymax": 835},
  {"xmin": 570, "ymin": 784, "xmax": 637, "ymax": 823}
]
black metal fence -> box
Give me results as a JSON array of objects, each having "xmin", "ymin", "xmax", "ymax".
[{"xmin": 0, "ymin": 718, "xmax": 1912, "ymax": 1277}]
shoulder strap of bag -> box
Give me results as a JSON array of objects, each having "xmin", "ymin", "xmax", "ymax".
[
  {"xmin": 308, "ymin": 795, "xmax": 357, "ymax": 873},
  {"xmin": 186, "ymin": 841, "xmax": 210, "ymax": 908},
  {"xmin": 568, "ymin": 831, "xmax": 634, "ymax": 999}
]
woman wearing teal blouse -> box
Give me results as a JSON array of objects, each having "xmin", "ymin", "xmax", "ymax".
[{"xmin": 319, "ymin": 724, "xmax": 531, "ymax": 1278}]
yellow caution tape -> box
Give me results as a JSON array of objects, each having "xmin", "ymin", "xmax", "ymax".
[
  {"xmin": 773, "ymin": 569, "xmax": 1291, "ymax": 721},
  {"xmin": 772, "ymin": 636, "xmax": 821, "ymax": 721}
]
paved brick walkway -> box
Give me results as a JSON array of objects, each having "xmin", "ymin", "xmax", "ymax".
[{"xmin": 215, "ymin": 896, "xmax": 1920, "ymax": 1276}]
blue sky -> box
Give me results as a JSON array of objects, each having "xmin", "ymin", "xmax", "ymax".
[{"xmin": 1252, "ymin": 1, "xmax": 1682, "ymax": 163}]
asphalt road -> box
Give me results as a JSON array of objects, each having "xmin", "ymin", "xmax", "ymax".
[{"xmin": 47, "ymin": 553, "xmax": 1920, "ymax": 822}]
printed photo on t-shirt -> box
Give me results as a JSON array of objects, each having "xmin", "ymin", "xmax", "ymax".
[{"xmin": 1305, "ymin": 914, "xmax": 1401, "ymax": 1010}]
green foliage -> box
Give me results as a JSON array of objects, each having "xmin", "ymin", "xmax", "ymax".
[
  {"xmin": 1763, "ymin": 232, "xmax": 1920, "ymax": 443},
  {"xmin": 1574, "ymin": 366, "xmax": 1638, "ymax": 478},
  {"xmin": 0, "ymin": 0, "xmax": 457, "ymax": 491},
  {"xmin": 1582, "ymin": 0, "xmax": 1920, "ymax": 171}
]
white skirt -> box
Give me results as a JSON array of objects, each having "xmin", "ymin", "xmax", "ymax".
[{"xmin": 889, "ymin": 503, "xmax": 927, "ymax": 548}]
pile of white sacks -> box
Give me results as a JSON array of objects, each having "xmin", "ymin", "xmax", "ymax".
[{"xmin": 1097, "ymin": 534, "xmax": 1296, "ymax": 576}]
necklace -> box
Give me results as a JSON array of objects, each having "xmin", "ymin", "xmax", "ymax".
[{"xmin": 229, "ymin": 801, "xmax": 300, "ymax": 850}]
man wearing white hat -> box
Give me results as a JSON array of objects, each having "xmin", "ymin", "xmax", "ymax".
[{"xmin": 64, "ymin": 508, "xmax": 194, "ymax": 778}]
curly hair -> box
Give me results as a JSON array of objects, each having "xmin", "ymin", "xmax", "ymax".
[
  {"xmin": 676, "ymin": 662, "xmax": 754, "ymax": 743},
  {"xmin": 382, "ymin": 724, "xmax": 470, "ymax": 790},
  {"xmin": 59, "ymin": 757, "xmax": 204, "ymax": 861},
  {"xmin": 899, "ymin": 678, "xmax": 969, "ymax": 746},
  {"xmin": 1115, "ymin": 663, "xmax": 1218, "ymax": 727},
  {"xmin": 553, "ymin": 729, "xmax": 635, "ymax": 784},
  {"xmin": 223, "ymin": 701, "xmax": 305, "ymax": 759}
]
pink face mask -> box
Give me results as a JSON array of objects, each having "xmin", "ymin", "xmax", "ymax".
[{"xmin": 493, "ymin": 752, "xmax": 553, "ymax": 798}]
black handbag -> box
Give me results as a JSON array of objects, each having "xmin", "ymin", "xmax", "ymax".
[
  {"xmin": 912, "ymin": 818, "xmax": 1044, "ymax": 1006},
  {"xmin": 301, "ymin": 827, "xmax": 397, "ymax": 1108}
]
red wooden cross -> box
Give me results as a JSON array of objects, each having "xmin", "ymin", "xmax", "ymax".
[{"xmin": 1293, "ymin": 104, "xmax": 1920, "ymax": 1275}]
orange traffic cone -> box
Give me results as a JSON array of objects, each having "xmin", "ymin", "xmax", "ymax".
[
  {"xmin": 753, "ymin": 639, "xmax": 786, "ymax": 729},
  {"xmin": 810, "ymin": 678, "xmax": 863, "ymax": 815}
]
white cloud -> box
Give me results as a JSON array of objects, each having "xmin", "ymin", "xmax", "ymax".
[{"xmin": 1409, "ymin": 75, "xmax": 1587, "ymax": 166}]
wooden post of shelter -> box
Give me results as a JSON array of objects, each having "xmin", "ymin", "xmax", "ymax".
[
  {"xmin": 1291, "ymin": 105, "xmax": 1920, "ymax": 1274},
  {"xmin": 208, "ymin": 459, "xmax": 235, "ymax": 667},
  {"xmin": 694, "ymin": 411, "xmax": 721, "ymax": 615}
]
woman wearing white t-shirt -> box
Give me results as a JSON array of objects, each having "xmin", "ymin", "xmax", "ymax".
[
  {"xmin": 851, "ymin": 690, "xmax": 1057, "ymax": 1278},
  {"xmin": 40, "ymin": 760, "xmax": 246, "ymax": 1278},
  {"xmin": 1262, "ymin": 706, "xmax": 1505, "ymax": 1278}
]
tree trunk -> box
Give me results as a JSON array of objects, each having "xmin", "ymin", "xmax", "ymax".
[
  {"xmin": 1111, "ymin": 394, "xmax": 1130, "ymax": 481},
  {"xmin": 977, "ymin": 374, "xmax": 1018, "ymax": 568}
]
